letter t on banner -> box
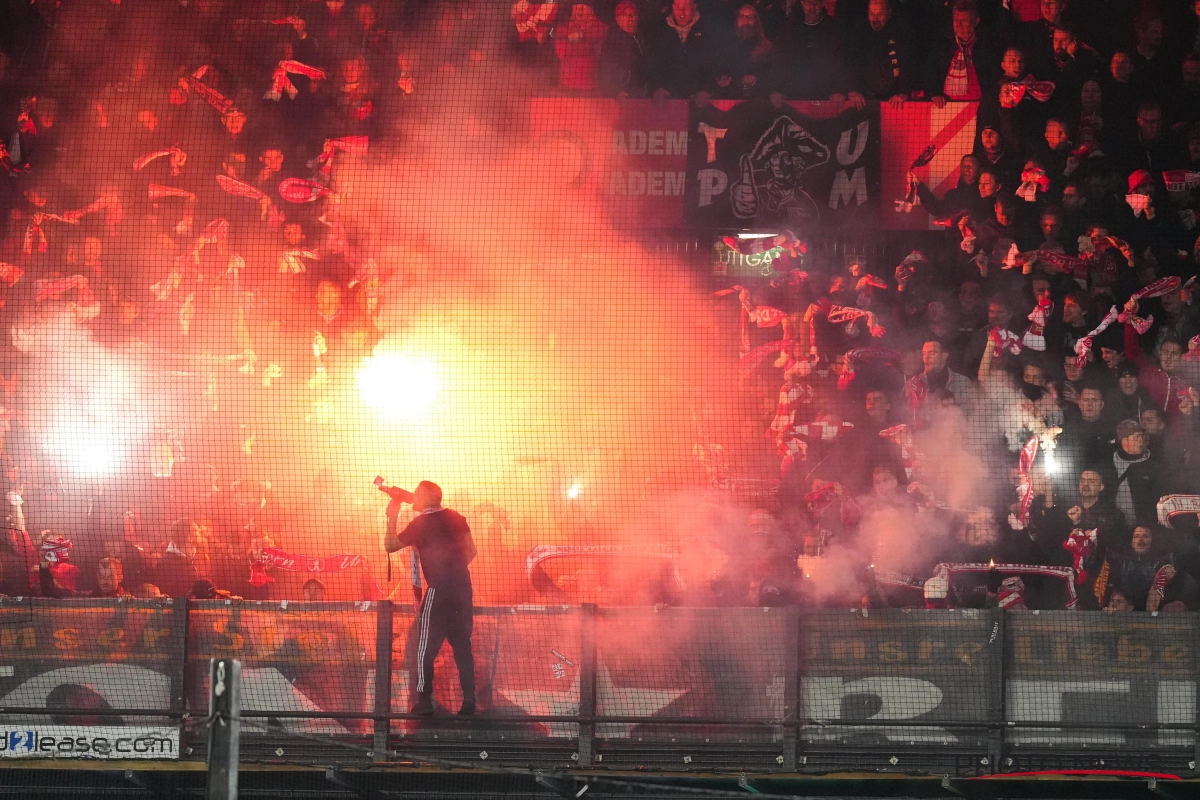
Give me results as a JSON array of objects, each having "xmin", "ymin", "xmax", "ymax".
[{"xmin": 207, "ymin": 658, "xmax": 242, "ymax": 800}]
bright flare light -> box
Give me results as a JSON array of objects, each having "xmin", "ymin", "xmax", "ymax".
[
  {"xmin": 48, "ymin": 425, "xmax": 122, "ymax": 476},
  {"xmin": 357, "ymin": 352, "xmax": 441, "ymax": 421},
  {"xmin": 1043, "ymin": 450, "xmax": 1058, "ymax": 474},
  {"xmin": 567, "ymin": 482, "xmax": 583, "ymax": 499}
]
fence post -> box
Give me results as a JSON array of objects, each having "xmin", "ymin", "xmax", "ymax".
[
  {"xmin": 578, "ymin": 603, "xmax": 597, "ymax": 767},
  {"xmin": 373, "ymin": 599, "xmax": 393, "ymax": 763},
  {"xmin": 170, "ymin": 601, "xmax": 190, "ymax": 736},
  {"xmin": 987, "ymin": 608, "xmax": 1007, "ymax": 775},
  {"xmin": 782, "ymin": 606, "xmax": 799, "ymax": 771},
  {"xmin": 206, "ymin": 658, "xmax": 241, "ymax": 800},
  {"xmin": 1192, "ymin": 613, "xmax": 1200, "ymax": 775}
]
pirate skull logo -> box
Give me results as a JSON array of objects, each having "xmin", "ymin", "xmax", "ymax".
[{"xmin": 731, "ymin": 116, "xmax": 830, "ymax": 223}]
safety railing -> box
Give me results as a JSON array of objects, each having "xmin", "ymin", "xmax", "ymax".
[{"xmin": 1, "ymin": 599, "xmax": 1198, "ymax": 775}]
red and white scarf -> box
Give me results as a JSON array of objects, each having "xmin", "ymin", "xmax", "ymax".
[
  {"xmin": 23, "ymin": 212, "xmax": 77, "ymax": 256},
  {"xmin": 1162, "ymin": 170, "xmax": 1200, "ymax": 192},
  {"xmin": 1062, "ymin": 527, "xmax": 1098, "ymax": 583},
  {"xmin": 264, "ymin": 60, "xmax": 326, "ymax": 101},
  {"xmin": 991, "ymin": 326, "xmax": 1024, "ymax": 357},
  {"xmin": 1000, "ymin": 76, "xmax": 1055, "ymax": 108},
  {"xmin": 1157, "ymin": 494, "xmax": 1200, "ymax": 526},
  {"xmin": 134, "ymin": 146, "xmax": 186, "ymax": 175},
  {"xmin": 260, "ymin": 546, "xmax": 368, "ymax": 573},
  {"xmin": 1014, "ymin": 435, "xmax": 1039, "ymax": 527},
  {"xmin": 1022, "ymin": 297, "xmax": 1052, "ymax": 351},
  {"xmin": 1073, "ymin": 305, "xmax": 1118, "ymax": 369},
  {"xmin": 713, "ymin": 285, "xmax": 787, "ymax": 357},
  {"xmin": 279, "ymin": 178, "xmax": 336, "ymax": 204},
  {"xmin": 173, "ymin": 65, "xmax": 236, "ymax": 115},
  {"xmin": 827, "ymin": 304, "xmax": 886, "ymax": 337},
  {"xmin": 33, "ymin": 275, "xmax": 99, "ymax": 320}
]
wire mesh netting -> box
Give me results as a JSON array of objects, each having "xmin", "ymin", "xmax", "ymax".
[{"xmin": 2, "ymin": 0, "xmax": 1200, "ymax": 790}]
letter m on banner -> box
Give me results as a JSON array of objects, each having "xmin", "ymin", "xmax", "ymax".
[{"xmin": 880, "ymin": 102, "xmax": 977, "ymax": 230}]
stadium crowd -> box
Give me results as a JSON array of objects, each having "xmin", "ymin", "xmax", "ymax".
[{"xmin": 0, "ymin": 0, "xmax": 1196, "ymax": 613}]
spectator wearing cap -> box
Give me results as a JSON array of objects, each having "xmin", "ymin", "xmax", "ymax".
[
  {"xmin": 924, "ymin": 0, "xmax": 1001, "ymax": 109},
  {"xmin": 975, "ymin": 118, "xmax": 1023, "ymax": 194},
  {"xmin": 598, "ymin": 0, "xmax": 647, "ymax": 98},
  {"xmin": 1118, "ymin": 166, "xmax": 1186, "ymax": 259},
  {"xmin": 1099, "ymin": 418, "xmax": 1162, "ymax": 524},
  {"xmin": 1106, "ymin": 361, "xmax": 1152, "ymax": 423}
]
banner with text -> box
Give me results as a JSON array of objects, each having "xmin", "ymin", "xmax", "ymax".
[
  {"xmin": 528, "ymin": 99, "xmax": 977, "ymax": 231},
  {"xmin": 529, "ymin": 98, "xmax": 689, "ymax": 230},
  {"xmin": 685, "ymin": 100, "xmax": 880, "ymax": 233}
]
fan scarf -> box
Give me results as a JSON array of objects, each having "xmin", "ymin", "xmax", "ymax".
[
  {"xmin": 1022, "ymin": 296, "xmax": 1052, "ymax": 350},
  {"xmin": 264, "ymin": 60, "xmax": 326, "ymax": 101},
  {"xmin": 713, "ymin": 284, "xmax": 787, "ymax": 357},
  {"xmin": 1015, "ymin": 435, "xmax": 1039, "ymax": 526},
  {"xmin": 1158, "ymin": 494, "xmax": 1200, "ymax": 526},
  {"xmin": 1062, "ymin": 527, "xmax": 1098, "ymax": 583},
  {"xmin": 1073, "ymin": 305, "xmax": 1118, "ymax": 368},
  {"xmin": 999, "ymin": 76, "xmax": 1055, "ymax": 108},
  {"xmin": 134, "ymin": 146, "xmax": 187, "ymax": 175},
  {"xmin": 1162, "ymin": 170, "xmax": 1200, "ymax": 192}
]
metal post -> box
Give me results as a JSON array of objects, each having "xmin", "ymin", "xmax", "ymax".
[
  {"xmin": 373, "ymin": 600, "xmax": 394, "ymax": 763},
  {"xmin": 171, "ymin": 602, "xmax": 190, "ymax": 709},
  {"xmin": 1192, "ymin": 614, "xmax": 1200, "ymax": 775},
  {"xmin": 782, "ymin": 606, "xmax": 799, "ymax": 771},
  {"xmin": 207, "ymin": 658, "xmax": 241, "ymax": 800},
  {"xmin": 578, "ymin": 603, "xmax": 598, "ymax": 767},
  {"xmin": 986, "ymin": 608, "xmax": 1007, "ymax": 775}
]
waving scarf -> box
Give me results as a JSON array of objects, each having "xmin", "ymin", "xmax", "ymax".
[
  {"xmin": 134, "ymin": 146, "xmax": 187, "ymax": 175},
  {"xmin": 1022, "ymin": 296, "xmax": 1052, "ymax": 351},
  {"xmin": 1073, "ymin": 305, "xmax": 1119, "ymax": 368},
  {"xmin": 1000, "ymin": 76, "xmax": 1056, "ymax": 108},
  {"xmin": 264, "ymin": 60, "xmax": 326, "ymax": 101}
]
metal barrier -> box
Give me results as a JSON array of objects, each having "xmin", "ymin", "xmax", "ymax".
[{"xmin": 1, "ymin": 599, "xmax": 1197, "ymax": 776}]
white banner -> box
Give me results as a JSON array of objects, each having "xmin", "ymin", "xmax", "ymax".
[{"xmin": 0, "ymin": 725, "xmax": 179, "ymax": 759}]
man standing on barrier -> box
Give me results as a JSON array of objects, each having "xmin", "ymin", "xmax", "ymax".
[{"xmin": 384, "ymin": 480, "xmax": 477, "ymax": 717}]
